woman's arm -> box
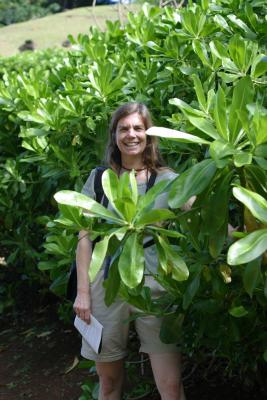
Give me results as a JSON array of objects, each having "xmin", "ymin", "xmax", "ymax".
[{"xmin": 73, "ymin": 230, "xmax": 92, "ymax": 324}]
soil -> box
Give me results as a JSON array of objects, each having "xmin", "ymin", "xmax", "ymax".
[{"xmin": 0, "ymin": 299, "xmax": 265, "ymax": 400}]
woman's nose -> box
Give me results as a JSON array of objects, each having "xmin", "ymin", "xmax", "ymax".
[{"xmin": 127, "ymin": 127, "xmax": 136, "ymax": 137}]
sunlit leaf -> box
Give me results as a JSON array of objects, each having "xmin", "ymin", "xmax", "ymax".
[
  {"xmin": 146, "ymin": 126, "xmax": 210, "ymax": 145},
  {"xmin": 227, "ymin": 229, "xmax": 267, "ymax": 265},
  {"xmin": 54, "ymin": 191, "xmax": 125, "ymax": 225},
  {"xmin": 169, "ymin": 159, "xmax": 217, "ymax": 208},
  {"xmin": 118, "ymin": 233, "xmax": 144, "ymax": 288},
  {"xmin": 233, "ymin": 187, "xmax": 267, "ymax": 224}
]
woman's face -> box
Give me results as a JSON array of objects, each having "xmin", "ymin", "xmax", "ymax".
[{"xmin": 115, "ymin": 112, "xmax": 147, "ymax": 160}]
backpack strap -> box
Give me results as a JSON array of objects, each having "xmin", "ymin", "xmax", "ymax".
[
  {"xmin": 146, "ymin": 170, "xmax": 157, "ymax": 193},
  {"xmin": 94, "ymin": 166, "xmax": 108, "ymax": 207}
]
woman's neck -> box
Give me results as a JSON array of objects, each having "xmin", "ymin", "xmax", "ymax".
[{"xmin": 120, "ymin": 156, "xmax": 145, "ymax": 171}]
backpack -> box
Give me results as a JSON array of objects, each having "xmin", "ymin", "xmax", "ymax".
[{"xmin": 66, "ymin": 167, "xmax": 157, "ymax": 302}]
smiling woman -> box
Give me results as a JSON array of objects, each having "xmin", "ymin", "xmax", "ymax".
[{"xmin": 73, "ymin": 102, "xmax": 186, "ymax": 400}]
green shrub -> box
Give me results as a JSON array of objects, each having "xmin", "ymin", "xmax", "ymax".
[
  {"xmin": 0, "ymin": 0, "xmax": 61, "ymax": 26},
  {"xmin": 0, "ymin": 0, "xmax": 267, "ymax": 384}
]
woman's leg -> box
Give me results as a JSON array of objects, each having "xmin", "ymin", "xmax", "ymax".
[
  {"xmin": 96, "ymin": 359, "xmax": 124, "ymax": 400},
  {"xmin": 149, "ymin": 353, "xmax": 186, "ymax": 400}
]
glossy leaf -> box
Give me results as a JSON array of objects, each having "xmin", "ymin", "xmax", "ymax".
[
  {"xmin": 233, "ymin": 152, "xmax": 253, "ymax": 167},
  {"xmin": 136, "ymin": 209, "xmax": 175, "ymax": 226},
  {"xmin": 192, "ymin": 74, "xmax": 207, "ymax": 112},
  {"xmin": 214, "ymin": 86, "xmax": 228, "ymax": 140},
  {"xmin": 183, "ymin": 271, "xmax": 201, "ymax": 310},
  {"xmin": 103, "ymin": 257, "xmax": 121, "ymax": 307},
  {"xmin": 170, "ymin": 98, "xmax": 220, "ymax": 140},
  {"xmin": 54, "ymin": 190, "xmax": 125, "ymax": 224},
  {"xmin": 118, "ymin": 233, "xmax": 144, "ymax": 288},
  {"xmin": 228, "ymin": 76, "xmax": 254, "ymax": 143},
  {"xmin": 232, "ymin": 187, "xmax": 267, "ymax": 224},
  {"xmin": 156, "ymin": 236, "xmax": 188, "ymax": 280},
  {"xmin": 146, "ymin": 126, "xmax": 210, "ymax": 145},
  {"xmin": 101, "ymin": 169, "xmax": 124, "ymax": 219},
  {"xmin": 229, "ymin": 306, "xmax": 249, "ymax": 318},
  {"xmin": 147, "ymin": 226, "xmax": 184, "ymax": 239},
  {"xmin": 227, "ymin": 229, "xmax": 267, "ymax": 265},
  {"xmin": 137, "ymin": 179, "xmax": 170, "ymax": 210},
  {"xmin": 89, "ymin": 236, "xmax": 110, "ymax": 282},
  {"xmin": 129, "ymin": 170, "xmax": 138, "ymax": 205},
  {"xmin": 209, "ymin": 140, "xmax": 236, "ymax": 167},
  {"xmin": 202, "ymin": 170, "xmax": 233, "ymax": 235},
  {"xmin": 243, "ymin": 258, "xmax": 262, "ymax": 298},
  {"xmin": 169, "ymin": 159, "xmax": 217, "ymax": 208},
  {"xmin": 160, "ymin": 313, "xmax": 184, "ymax": 344}
]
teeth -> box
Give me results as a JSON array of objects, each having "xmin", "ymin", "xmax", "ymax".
[{"xmin": 125, "ymin": 143, "xmax": 139, "ymax": 147}]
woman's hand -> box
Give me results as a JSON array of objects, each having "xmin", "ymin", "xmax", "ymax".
[{"xmin": 73, "ymin": 290, "xmax": 91, "ymax": 324}]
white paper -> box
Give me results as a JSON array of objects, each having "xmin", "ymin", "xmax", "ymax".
[{"xmin": 74, "ymin": 315, "xmax": 103, "ymax": 354}]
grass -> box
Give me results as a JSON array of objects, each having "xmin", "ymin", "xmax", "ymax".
[{"xmin": 0, "ymin": 4, "xmax": 139, "ymax": 58}]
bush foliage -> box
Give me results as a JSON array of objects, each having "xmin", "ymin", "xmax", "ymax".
[
  {"xmin": 0, "ymin": 0, "xmax": 61, "ymax": 26},
  {"xmin": 0, "ymin": 0, "xmax": 267, "ymax": 385}
]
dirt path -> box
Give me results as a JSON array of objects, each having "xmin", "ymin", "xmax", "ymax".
[
  {"xmin": 0, "ymin": 303, "xmax": 265, "ymax": 400},
  {"xmin": 0, "ymin": 306, "xmax": 88, "ymax": 400}
]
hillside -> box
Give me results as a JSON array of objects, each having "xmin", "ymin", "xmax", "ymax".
[{"xmin": 0, "ymin": 4, "xmax": 138, "ymax": 57}]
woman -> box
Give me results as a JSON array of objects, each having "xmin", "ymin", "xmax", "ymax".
[{"xmin": 74, "ymin": 102, "xmax": 186, "ymax": 400}]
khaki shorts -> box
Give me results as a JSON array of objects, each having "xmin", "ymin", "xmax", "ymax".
[{"xmin": 81, "ymin": 270, "xmax": 179, "ymax": 362}]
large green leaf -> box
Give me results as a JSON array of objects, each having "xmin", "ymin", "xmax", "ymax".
[
  {"xmin": 160, "ymin": 313, "xmax": 184, "ymax": 344},
  {"xmin": 243, "ymin": 258, "xmax": 262, "ymax": 298},
  {"xmin": 228, "ymin": 76, "xmax": 254, "ymax": 143},
  {"xmin": 251, "ymin": 105, "xmax": 267, "ymax": 146},
  {"xmin": 209, "ymin": 139, "xmax": 236, "ymax": 167},
  {"xmin": 147, "ymin": 226, "xmax": 184, "ymax": 239},
  {"xmin": 114, "ymin": 198, "xmax": 136, "ymax": 223},
  {"xmin": 209, "ymin": 222, "xmax": 228, "ymax": 259},
  {"xmin": 129, "ymin": 170, "xmax": 138, "ymax": 205},
  {"xmin": 135, "ymin": 209, "xmax": 175, "ymax": 226},
  {"xmin": 169, "ymin": 98, "xmax": 220, "ymax": 140},
  {"xmin": 233, "ymin": 187, "xmax": 267, "ymax": 224},
  {"xmin": 202, "ymin": 170, "xmax": 233, "ymax": 235},
  {"xmin": 227, "ymin": 229, "xmax": 267, "ymax": 265},
  {"xmin": 101, "ymin": 169, "xmax": 124, "ymax": 219},
  {"xmin": 103, "ymin": 257, "xmax": 121, "ymax": 307},
  {"xmin": 137, "ymin": 179, "xmax": 170, "ymax": 211},
  {"xmin": 251, "ymin": 54, "xmax": 267, "ymax": 79},
  {"xmin": 58, "ymin": 204, "xmax": 85, "ymax": 228},
  {"xmin": 182, "ymin": 269, "xmax": 201, "ymax": 310},
  {"xmin": 118, "ymin": 233, "xmax": 144, "ymax": 288},
  {"xmin": 214, "ymin": 86, "xmax": 228, "ymax": 141},
  {"xmin": 228, "ymin": 35, "xmax": 258, "ymax": 73},
  {"xmin": 192, "ymin": 74, "xmax": 207, "ymax": 112},
  {"xmin": 117, "ymin": 171, "xmax": 132, "ymax": 200},
  {"xmin": 229, "ymin": 305, "xmax": 248, "ymax": 318},
  {"xmin": 233, "ymin": 152, "xmax": 253, "ymax": 167},
  {"xmin": 146, "ymin": 126, "xmax": 210, "ymax": 145},
  {"xmin": 169, "ymin": 159, "xmax": 217, "ymax": 208},
  {"xmin": 54, "ymin": 191, "xmax": 125, "ymax": 225},
  {"xmin": 156, "ymin": 237, "xmax": 189, "ymax": 281},
  {"xmin": 89, "ymin": 236, "xmax": 110, "ymax": 282}
]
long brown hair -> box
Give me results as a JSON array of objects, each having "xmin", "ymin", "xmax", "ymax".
[{"xmin": 105, "ymin": 102, "xmax": 164, "ymax": 172}]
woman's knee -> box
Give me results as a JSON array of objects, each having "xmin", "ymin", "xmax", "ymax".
[
  {"xmin": 96, "ymin": 360, "xmax": 124, "ymax": 397},
  {"xmin": 99, "ymin": 375, "xmax": 116, "ymax": 396},
  {"xmin": 158, "ymin": 376, "xmax": 181, "ymax": 398}
]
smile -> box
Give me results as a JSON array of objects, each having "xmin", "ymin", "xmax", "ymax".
[{"xmin": 124, "ymin": 142, "xmax": 140, "ymax": 147}]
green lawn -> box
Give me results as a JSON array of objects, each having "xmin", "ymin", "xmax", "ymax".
[{"xmin": 0, "ymin": 4, "xmax": 138, "ymax": 58}]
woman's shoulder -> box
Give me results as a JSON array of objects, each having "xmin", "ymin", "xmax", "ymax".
[
  {"xmin": 156, "ymin": 167, "xmax": 178, "ymax": 181},
  {"xmin": 81, "ymin": 168, "xmax": 98, "ymax": 197}
]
